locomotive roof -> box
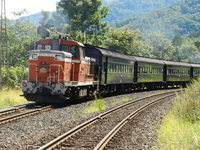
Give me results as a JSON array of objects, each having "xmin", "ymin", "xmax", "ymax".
[{"xmin": 163, "ymin": 60, "xmax": 191, "ymax": 67}]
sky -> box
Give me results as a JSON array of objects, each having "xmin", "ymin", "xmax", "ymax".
[{"xmin": 6, "ymin": 0, "xmax": 58, "ymax": 19}]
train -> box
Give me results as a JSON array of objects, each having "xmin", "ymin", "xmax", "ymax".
[{"xmin": 22, "ymin": 38, "xmax": 200, "ymax": 103}]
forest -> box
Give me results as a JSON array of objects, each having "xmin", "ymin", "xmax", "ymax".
[{"xmin": 0, "ymin": 0, "xmax": 200, "ymax": 89}]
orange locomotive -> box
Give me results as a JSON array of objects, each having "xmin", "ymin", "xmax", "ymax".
[{"xmin": 22, "ymin": 39, "xmax": 98, "ymax": 103}]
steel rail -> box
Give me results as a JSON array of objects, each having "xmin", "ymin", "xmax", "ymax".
[
  {"xmin": 0, "ymin": 105, "xmax": 53, "ymax": 125},
  {"xmin": 38, "ymin": 90, "xmax": 181, "ymax": 150},
  {"xmin": 93, "ymin": 93, "xmax": 175, "ymax": 150},
  {"xmin": 0, "ymin": 103, "xmax": 35, "ymax": 117}
]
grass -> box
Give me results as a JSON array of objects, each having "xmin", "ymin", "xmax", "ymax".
[
  {"xmin": 0, "ymin": 89, "xmax": 28, "ymax": 109},
  {"xmin": 158, "ymin": 80, "xmax": 200, "ymax": 150},
  {"xmin": 84, "ymin": 99, "xmax": 107, "ymax": 113},
  {"xmin": 122, "ymin": 96, "xmax": 130, "ymax": 102},
  {"xmin": 158, "ymin": 113, "xmax": 200, "ymax": 150}
]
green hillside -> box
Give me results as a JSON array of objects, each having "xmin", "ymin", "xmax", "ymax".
[
  {"xmin": 104, "ymin": 0, "xmax": 179, "ymax": 23},
  {"xmin": 116, "ymin": 0, "xmax": 200, "ymax": 38},
  {"xmin": 15, "ymin": 0, "xmax": 179, "ymax": 25}
]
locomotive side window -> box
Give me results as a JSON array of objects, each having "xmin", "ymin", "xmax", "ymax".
[
  {"xmin": 61, "ymin": 45, "xmax": 70, "ymax": 52},
  {"xmin": 79, "ymin": 47, "xmax": 85, "ymax": 58},
  {"xmin": 37, "ymin": 44, "xmax": 42, "ymax": 49},
  {"xmin": 45, "ymin": 45, "xmax": 51, "ymax": 50},
  {"xmin": 71, "ymin": 46, "xmax": 79, "ymax": 58}
]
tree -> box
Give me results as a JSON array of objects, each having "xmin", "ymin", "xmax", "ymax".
[
  {"xmin": 172, "ymin": 34, "xmax": 184, "ymax": 47},
  {"xmin": 39, "ymin": 11, "xmax": 50, "ymax": 27},
  {"xmin": 103, "ymin": 27, "xmax": 143, "ymax": 55},
  {"xmin": 45, "ymin": 12, "xmax": 68, "ymax": 33},
  {"xmin": 194, "ymin": 38, "xmax": 200, "ymax": 51},
  {"xmin": 144, "ymin": 32, "xmax": 175, "ymax": 60},
  {"xmin": 5, "ymin": 11, "xmax": 39, "ymax": 67},
  {"xmin": 57, "ymin": 0, "xmax": 109, "ymax": 44},
  {"xmin": 7, "ymin": 20, "xmax": 39, "ymax": 67}
]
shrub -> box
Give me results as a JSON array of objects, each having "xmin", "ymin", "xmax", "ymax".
[
  {"xmin": 0, "ymin": 66, "xmax": 28, "ymax": 89},
  {"xmin": 173, "ymin": 80, "xmax": 200, "ymax": 123}
]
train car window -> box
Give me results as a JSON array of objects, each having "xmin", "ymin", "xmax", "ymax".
[
  {"xmin": 168, "ymin": 69, "xmax": 172, "ymax": 75},
  {"xmin": 109, "ymin": 64, "xmax": 112, "ymax": 72},
  {"xmin": 113, "ymin": 64, "xmax": 115, "ymax": 72},
  {"xmin": 113, "ymin": 64, "xmax": 116, "ymax": 72},
  {"xmin": 71, "ymin": 46, "xmax": 79, "ymax": 58},
  {"xmin": 37, "ymin": 44, "xmax": 42, "ymax": 49},
  {"xmin": 61, "ymin": 45, "xmax": 70, "ymax": 52},
  {"xmin": 108, "ymin": 64, "xmax": 110, "ymax": 72},
  {"xmin": 144, "ymin": 67, "xmax": 146, "ymax": 73},
  {"xmin": 116, "ymin": 64, "xmax": 119, "ymax": 73},
  {"xmin": 149, "ymin": 67, "xmax": 151, "ymax": 73},
  {"xmin": 152, "ymin": 68, "xmax": 155, "ymax": 74}
]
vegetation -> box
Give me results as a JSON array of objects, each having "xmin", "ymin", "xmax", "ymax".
[
  {"xmin": 1, "ymin": 67, "xmax": 28, "ymax": 89},
  {"xmin": 0, "ymin": 89, "xmax": 28, "ymax": 109},
  {"xmin": 103, "ymin": 27, "xmax": 143, "ymax": 55},
  {"xmin": 158, "ymin": 80, "xmax": 200, "ymax": 149},
  {"xmin": 84, "ymin": 99, "xmax": 107, "ymax": 113},
  {"xmin": 0, "ymin": 12, "xmax": 38, "ymax": 90},
  {"xmin": 57, "ymin": 0, "xmax": 109, "ymax": 45},
  {"xmin": 104, "ymin": 0, "xmax": 179, "ymax": 23},
  {"xmin": 116, "ymin": 0, "xmax": 200, "ymax": 38}
]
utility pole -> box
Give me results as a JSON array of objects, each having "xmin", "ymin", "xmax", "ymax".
[{"xmin": 0, "ymin": 0, "xmax": 8, "ymax": 88}]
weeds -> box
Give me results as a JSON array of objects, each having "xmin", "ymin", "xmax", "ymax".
[
  {"xmin": 0, "ymin": 89, "xmax": 28, "ymax": 109},
  {"xmin": 158, "ymin": 79, "xmax": 200, "ymax": 149},
  {"xmin": 84, "ymin": 99, "xmax": 107, "ymax": 113},
  {"xmin": 122, "ymin": 97, "xmax": 130, "ymax": 102}
]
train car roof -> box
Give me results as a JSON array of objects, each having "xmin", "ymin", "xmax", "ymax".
[
  {"xmin": 87, "ymin": 45, "xmax": 136, "ymax": 61},
  {"xmin": 163, "ymin": 60, "xmax": 191, "ymax": 67},
  {"xmin": 191, "ymin": 64, "xmax": 200, "ymax": 68},
  {"xmin": 85, "ymin": 45, "xmax": 196, "ymax": 67},
  {"xmin": 134, "ymin": 56, "xmax": 164, "ymax": 64}
]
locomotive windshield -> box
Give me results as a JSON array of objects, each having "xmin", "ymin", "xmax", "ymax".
[
  {"xmin": 37, "ymin": 44, "xmax": 42, "ymax": 49},
  {"xmin": 71, "ymin": 46, "xmax": 79, "ymax": 58},
  {"xmin": 61, "ymin": 45, "xmax": 70, "ymax": 52}
]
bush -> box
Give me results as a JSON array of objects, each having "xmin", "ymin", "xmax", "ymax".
[
  {"xmin": 0, "ymin": 66, "xmax": 28, "ymax": 89},
  {"xmin": 173, "ymin": 80, "xmax": 200, "ymax": 123},
  {"xmin": 158, "ymin": 79, "xmax": 200, "ymax": 149}
]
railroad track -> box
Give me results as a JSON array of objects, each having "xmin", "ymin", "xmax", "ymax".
[
  {"xmin": 0, "ymin": 103, "xmax": 35, "ymax": 117},
  {"xmin": 0, "ymin": 104, "xmax": 53, "ymax": 125},
  {"xmin": 38, "ymin": 90, "xmax": 180, "ymax": 150}
]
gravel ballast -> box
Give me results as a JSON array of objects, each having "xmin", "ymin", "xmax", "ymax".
[
  {"xmin": 0, "ymin": 89, "xmax": 177, "ymax": 150},
  {"xmin": 104, "ymin": 95, "xmax": 175, "ymax": 150}
]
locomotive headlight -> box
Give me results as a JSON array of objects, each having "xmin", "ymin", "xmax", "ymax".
[
  {"xmin": 32, "ymin": 54, "xmax": 38, "ymax": 59},
  {"xmin": 55, "ymin": 54, "xmax": 62, "ymax": 60}
]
